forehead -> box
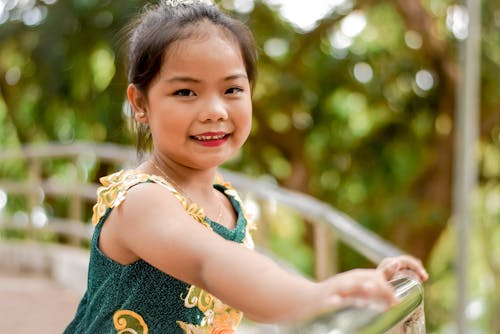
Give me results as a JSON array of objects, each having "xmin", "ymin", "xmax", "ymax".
[{"xmin": 162, "ymin": 23, "xmax": 245, "ymax": 73}]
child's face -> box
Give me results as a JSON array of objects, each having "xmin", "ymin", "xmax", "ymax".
[{"xmin": 144, "ymin": 27, "xmax": 252, "ymax": 170}]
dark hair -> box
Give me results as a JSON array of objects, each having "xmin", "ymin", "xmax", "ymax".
[{"xmin": 123, "ymin": 0, "xmax": 258, "ymax": 157}]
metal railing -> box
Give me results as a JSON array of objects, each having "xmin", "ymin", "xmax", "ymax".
[
  {"xmin": 0, "ymin": 141, "xmax": 425, "ymax": 333},
  {"xmin": 280, "ymin": 276, "xmax": 425, "ymax": 333}
]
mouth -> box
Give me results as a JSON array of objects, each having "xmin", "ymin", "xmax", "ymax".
[
  {"xmin": 190, "ymin": 132, "xmax": 230, "ymax": 147},
  {"xmin": 191, "ymin": 133, "xmax": 229, "ymax": 141}
]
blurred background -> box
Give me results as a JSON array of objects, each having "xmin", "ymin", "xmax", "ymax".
[{"xmin": 0, "ymin": 0, "xmax": 499, "ymax": 333}]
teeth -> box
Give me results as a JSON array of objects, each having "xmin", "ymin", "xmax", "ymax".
[{"xmin": 194, "ymin": 134, "xmax": 225, "ymax": 141}]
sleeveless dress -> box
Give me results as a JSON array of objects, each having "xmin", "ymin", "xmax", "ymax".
[{"xmin": 64, "ymin": 169, "xmax": 255, "ymax": 334}]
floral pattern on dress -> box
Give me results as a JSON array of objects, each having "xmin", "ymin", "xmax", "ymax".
[
  {"xmin": 177, "ymin": 286, "xmax": 242, "ymax": 333},
  {"xmin": 113, "ymin": 309, "xmax": 149, "ymax": 334}
]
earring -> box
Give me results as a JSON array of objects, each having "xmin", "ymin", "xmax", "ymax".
[{"xmin": 136, "ymin": 111, "xmax": 145, "ymax": 118}]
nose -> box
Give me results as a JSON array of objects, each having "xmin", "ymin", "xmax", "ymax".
[{"xmin": 199, "ymin": 96, "xmax": 228, "ymax": 122}]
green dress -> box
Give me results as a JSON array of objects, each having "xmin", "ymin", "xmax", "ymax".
[{"xmin": 64, "ymin": 169, "xmax": 255, "ymax": 334}]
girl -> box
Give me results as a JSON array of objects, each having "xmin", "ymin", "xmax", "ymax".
[{"xmin": 65, "ymin": 1, "xmax": 428, "ymax": 333}]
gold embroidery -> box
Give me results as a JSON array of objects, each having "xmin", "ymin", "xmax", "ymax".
[
  {"xmin": 113, "ymin": 309, "xmax": 148, "ymax": 334},
  {"xmin": 91, "ymin": 170, "xmax": 211, "ymax": 228},
  {"xmin": 176, "ymin": 322, "xmax": 207, "ymax": 334},
  {"xmin": 178, "ymin": 285, "xmax": 242, "ymax": 333},
  {"xmin": 183, "ymin": 285, "xmax": 214, "ymax": 312},
  {"xmin": 92, "ymin": 170, "xmax": 150, "ymax": 225},
  {"xmin": 176, "ymin": 321, "xmax": 237, "ymax": 333}
]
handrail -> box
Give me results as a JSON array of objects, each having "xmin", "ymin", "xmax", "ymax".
[
  {"xmin": 281, "ymin": 275, "xmax": 425, "ymax": 334},
  {"xmin": 222, "ymin": 170, "xmax": 404, "ymax": 264},
  {"xmin": 0, "ymin": 141, "xmax": 137, "ymax": 163},
  {"xmin": 0, "ymin": 141, "xmax": 425, "ymax": 333}
]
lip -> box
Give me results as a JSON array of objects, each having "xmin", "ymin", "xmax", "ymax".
[{"xmin": 190, "ymin": 131, "xmax": 230, "ymax": 147}]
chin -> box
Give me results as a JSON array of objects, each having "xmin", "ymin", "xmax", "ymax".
[{"xmin": 190, "ymin": 158, "xmax": 228, "ymax": 170}]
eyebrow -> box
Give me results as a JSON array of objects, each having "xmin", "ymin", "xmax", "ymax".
[
  {"xmin": 224, "ymin": 74, "xmax": 248, "ymax": 81},
  {"xmin": 166, "ymin": 76, "xmax": 200, "ymax": 84},
  {"xmin": 165, "ymin": 73, "xmax": 248, "ymax": 84}
]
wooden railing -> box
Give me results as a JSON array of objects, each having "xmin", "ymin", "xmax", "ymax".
[
  {"xmin": 0, "ymin": 141, "xmax": 425, "ymax": 333},
  {"xmin": 0, "ymin": 142, "xmax": 137, "ymax": 242}
]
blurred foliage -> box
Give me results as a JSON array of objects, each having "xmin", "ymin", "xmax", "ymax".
[
  {"xmin": 0, "ymin": 0, "xmax": 499, "ymax": 332},
  {"xmin": 426, "ymin": 170, "xmax": 500, "ymax": 333},
  {"xmin": 256, "ymin": 201, "xmax": 315, "ymax": 276}
]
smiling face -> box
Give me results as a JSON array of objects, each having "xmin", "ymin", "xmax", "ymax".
[{"xmin": 133, "ymin": 23, "xmax": 252, "ymax": 171}]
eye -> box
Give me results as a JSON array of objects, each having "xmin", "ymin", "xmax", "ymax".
[
  {"xmin": 173, "ymin": 89, "xmax": 196, "ymax": 97},
  {"xmin": 225, "ymin": 87, "xmax": 244, "ymax": 95}
]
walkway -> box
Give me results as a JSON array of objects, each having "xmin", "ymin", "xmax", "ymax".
[{"xmin": 0, "ymin": 272, "xmax": 80, "ymax": 334}]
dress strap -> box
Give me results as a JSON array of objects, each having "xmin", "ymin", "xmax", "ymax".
[{"xmin": 91, "ymin": 169, "xmax": 210, "ymax": 228}]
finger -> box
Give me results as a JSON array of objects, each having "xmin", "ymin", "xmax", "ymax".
[
  {"xmin": 379, "ymin": 256, "xmax": 428, "ymax": 282},
  {"xmin": 357, "ymin": 281, "xmax": 397, "ymax": 307},
  {"xmin": 395, "ymin": 256, "xmax": 428, "ymax": 281},
  {"xmin": 338, "ymin": 271, "xmax": 398, "ymax": 306},
  {"xmin": 369, "ymin": 278, "xmax": 398, "ymax": 306}
]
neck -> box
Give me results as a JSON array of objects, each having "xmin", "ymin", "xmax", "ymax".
[
  {"xmin": 148, "ymin": 155, "xmax": 227, "ymax": 224},
  {"xmin": 148, "ymin": 155, "xmax": 217, "ymax": 196}
]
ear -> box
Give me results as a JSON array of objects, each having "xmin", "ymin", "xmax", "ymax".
[{"xmin": 127, "ymin": 84, "xmax": 148, "ymax": 123}]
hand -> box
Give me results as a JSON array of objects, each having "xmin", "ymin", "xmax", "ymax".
[
  {"xmin": 377, "ymin": 255, "xmax": 429, "ymax": 282},
  {"xmin": 320, "ymin": 269, "xmax": 399, "ymax": 312}
]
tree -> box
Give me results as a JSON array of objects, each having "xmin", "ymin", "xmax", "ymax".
[{"xmin": 1, "ymin": 0, "xmax": 499, "ymax": 330}]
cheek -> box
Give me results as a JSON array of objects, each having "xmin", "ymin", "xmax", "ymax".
[{"xmin": 237, "ymin": 102, "xmax": 252, "ymax": 132}]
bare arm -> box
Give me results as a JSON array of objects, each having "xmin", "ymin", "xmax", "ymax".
[{"xmin": 100, "ymin": 183, "xmax": 398, "ymax": 323}]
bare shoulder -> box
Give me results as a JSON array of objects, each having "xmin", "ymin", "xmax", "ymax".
[
  {"xmin": 98, "ymin": 181, "xmax": 192, "ymax": 264},
  {"xmin": 116, "ymin": 181, "xmax": 184, "ymax": 216},
  {"xmin": 99, "ymin": 180, "xmax": 237, "ymax": 286}
]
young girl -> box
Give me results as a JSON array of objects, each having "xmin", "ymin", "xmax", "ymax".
[{"xmin": 65, "ymin": 1, "xmax": 428, "ymax": 333}]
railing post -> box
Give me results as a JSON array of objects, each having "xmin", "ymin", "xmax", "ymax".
[
  {"xmin": 387, "ymin": 304, "xmax": 426, "ymax": 334},
  {"xmin": 69, "ymin": 192, "xmax": 83, "ymax": 245},
  {"xmin": 69, "ymin": 159, "xmax": 83, "ymax": 246},
  {"xmin": 313, "ymin": 222, "xmax": 337, "ymax": 280},
  {"xmin": 27, "ymin": 157, "xmax": 41, "ymax": 239},
  {"xmin": 252, "ymin": 198, "xmax": 271, "ymax": 249},
  {"xmin": 453, "ymin": 0, "xmax": 481, "ymax": 332}
]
